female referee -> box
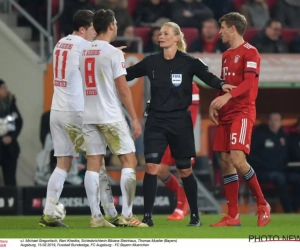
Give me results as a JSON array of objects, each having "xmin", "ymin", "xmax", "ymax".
[{"xmin": 126, "ymin": 22, "xmax": 235, "ymax": 227}]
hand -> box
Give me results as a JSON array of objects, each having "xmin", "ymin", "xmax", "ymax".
[
  {"xmin": 209, "ymin": 106, "xmax": 219, "ymax": 125},
  {"xmin": 2, "ymin": 136, "xmax": 12, "ymax": 145},
  {"xmin": 222, "ymin": 83, "xmax": 236, "ymax": 92},
  {"xmin": 117, "ymin": 46, "xmax": 127, "ymax": 55},
  {"xmin": 211, "ymin": 93, "xmax": 232, "ymax": 110},
  {"xmin": 132, "ymin": 119, "xmax": 142, "ymax": 140}
]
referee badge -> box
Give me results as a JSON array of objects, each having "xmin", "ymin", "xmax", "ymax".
[{"xmin": 171, "ymin": 74, "xmax": 182, "ymax": 87}]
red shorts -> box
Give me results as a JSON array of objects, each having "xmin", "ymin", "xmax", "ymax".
[
  {"xmin": 161, "ymin": 104, "xmax": 198, "ymax": 166},
  {"xmin": 213, "ymin": 118, "xmax": 253, "ymax": 155}
]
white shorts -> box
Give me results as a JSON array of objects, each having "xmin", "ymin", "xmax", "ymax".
[
  {"xmin": 50, "ymin": 110, "xmax": 84, "ymax": 157},
  {"xmin": 83, "ymin": 120, "xmax": 136, "ymax": 156}
]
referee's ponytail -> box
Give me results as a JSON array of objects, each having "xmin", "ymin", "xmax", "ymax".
[{"xmin": 163, "ymin": 22, "xmax": 187, "ymax": 53}]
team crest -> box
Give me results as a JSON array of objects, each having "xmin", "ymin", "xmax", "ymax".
[
  {"xmin": 171, "ymin": 74, "xmax": 182, "ymax": 87},
  {"xmin": 234, "ymin": 55, "xmax": 240, "ymax": 63}
]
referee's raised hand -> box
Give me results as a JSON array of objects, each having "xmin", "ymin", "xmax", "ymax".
[
  {"xmin": 132, "ymin": 119, "xmax": 142, "ymax": 140},
  {"xmin": 117, "ymin": 46, "xmax": 127, "ymax": 55}
]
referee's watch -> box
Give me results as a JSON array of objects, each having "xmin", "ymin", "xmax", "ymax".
[{"xmin": 220, "ymin": 80, "xmax": 225, "ymax": 90}]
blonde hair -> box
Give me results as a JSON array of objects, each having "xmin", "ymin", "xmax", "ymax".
[{"xmin": 163, "ymin": 22, "xmax": 187, "ymax": 52}]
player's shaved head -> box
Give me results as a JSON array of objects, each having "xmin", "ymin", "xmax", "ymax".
[
  {"xmin": 93, "ymin": 9, "xmax": 116, "ymax": 35},
  {"xmin": 73, "ymin": 10, "xmax": 94, "ymax": 31},
  {"xmin": 219, "ymin": 12, "xmax": 247, "ymax": 36}
]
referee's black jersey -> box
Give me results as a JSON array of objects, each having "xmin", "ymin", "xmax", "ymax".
[{"xmin": 126, "ymin": 50, "xmax": 223, "ymax": 112}]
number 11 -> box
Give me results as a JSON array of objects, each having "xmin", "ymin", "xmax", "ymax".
[{"xmin": 54, "ymin": 49, "xmax": 68, "ymax": 79}]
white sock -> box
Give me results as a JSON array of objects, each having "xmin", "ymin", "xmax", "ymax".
[
  {"xmin": 120, "ymin": 168, "xmax": 136, "ymax": 218},
  {"xmin": 84, "ymin": 171, "xmax": 102, "ymax": 219},
  {"xmin": 44, "ymin": 167, "xmax": 67, "ymax": 217},
  {"xmin": 99, "ymin": 167, "xmax": 118, "ymax": 218}
]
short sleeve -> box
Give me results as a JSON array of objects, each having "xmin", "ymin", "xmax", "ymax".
[
  {"xmin": 244, "ymin": 49, "xmax": 260, "ymax": 76},
  {"xmin": 112, "ymin": 50, "xmax": 127, "ymax": 80}
]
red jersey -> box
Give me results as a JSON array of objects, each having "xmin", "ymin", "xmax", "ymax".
[{"xmin": 218, "ymin": 42, "xmax": 260, "ymax": 124}]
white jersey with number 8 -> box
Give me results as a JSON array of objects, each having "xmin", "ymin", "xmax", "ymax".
[
  {"xmin": 51, "ymin": 35, "xmax": 90, "ymax": 112},
  {"xmin": 79, "ymin": 40, "xmax": 127, "ymax": 124}
]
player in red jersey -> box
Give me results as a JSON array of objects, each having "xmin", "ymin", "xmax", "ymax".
[
  {"xmin": 209, "ymin": 12, "xmax": 270, "ymax": 227},
  {"xmin": 157, "ymin": 82, "xmax": 200, "ymax": 220}
]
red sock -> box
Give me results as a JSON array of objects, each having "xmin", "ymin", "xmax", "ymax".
[
  {"xmin": 223, "ymin": 174, "xmax": 239, "ymax": 218},
  {"xmin": 163, "ymin": 173, "xmax": 179, "ymax": 194},
  {"xmin": 243, "ymin": 167, "xmax": 267, "ymax": 206},
  {"xmin": 176, "ymin": 184, "xmax": 187, "ymax": 211}
]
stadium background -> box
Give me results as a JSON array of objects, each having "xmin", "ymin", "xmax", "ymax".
[{"xmin": 0, "ymin": 0, "xmax": 299, "ymax": 217}]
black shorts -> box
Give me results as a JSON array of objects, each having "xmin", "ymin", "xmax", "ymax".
[{"xmin": 144, "ymin": 109, "xmax": 196, "ymax": 163}]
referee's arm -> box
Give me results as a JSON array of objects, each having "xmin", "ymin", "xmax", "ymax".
[
  {"xmin": 126, "ymin": 59, "xmax": 147, "ymax": 81},
  {"xmin": 192, "ymin": 58, "xmax": 223, "ymax": 89}
]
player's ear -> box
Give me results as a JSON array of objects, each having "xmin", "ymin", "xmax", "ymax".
[
  {"xmin": 78, "ymin": 27, "xmax": 85, "ymax": 35},
  {"xmin": 108, "ymin": 23, "xmax": 114, "ymax": 31},
  {"xmin": 231, "ymin": 25, "xmax": 236, "ymax": 33}
]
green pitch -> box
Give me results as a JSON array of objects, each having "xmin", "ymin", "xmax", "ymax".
[{"xmin": 0, "ymin": 214, "xmax": 299, "ymax": 238}]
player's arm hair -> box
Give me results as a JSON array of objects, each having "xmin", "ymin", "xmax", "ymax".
[
  {"xmin": 230, "ymin": 72, "xmax": 256, "ymax": 98},
  {"xmin": 125, "ymin": 59, "xmax": 147, "ymax": 81},
  {"xmin": 192, "ymin": 58, "xmax": 224, "ymax": 90},
  {"xmin": 115, "ymin": 75, "xmax": 138, "ymax": 121}
]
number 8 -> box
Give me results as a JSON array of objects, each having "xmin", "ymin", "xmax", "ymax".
[{"xmin": 84, "ymin": 58, "xmax": 96, "ymax": 88}]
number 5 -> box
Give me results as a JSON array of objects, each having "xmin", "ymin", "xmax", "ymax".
[{"xmin": 230, "ymin": 133, "xmax": 237, "ymax": 145}]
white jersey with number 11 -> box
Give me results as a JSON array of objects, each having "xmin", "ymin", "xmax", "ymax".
[{"xmin": 51, "ymin": 35, "xmax": 90, "ymax": 112}]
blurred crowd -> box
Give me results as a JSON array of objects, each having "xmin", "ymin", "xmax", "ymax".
[{"xmin": 16, "ymin": 0, "xmax": 300, "ymax": 53}]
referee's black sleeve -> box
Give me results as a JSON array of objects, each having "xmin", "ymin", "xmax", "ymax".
[
  {"xmin": 126, "ymin": 59, "xmax": 147, "ymax": 81},
  {"xmin": 192, "ymin": 58, "xmax": 223, "ymax": 90}
]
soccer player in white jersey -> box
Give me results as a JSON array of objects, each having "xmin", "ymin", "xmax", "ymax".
[
  {"xmin": 39, "ymin": 10, "xmax": 116, "ymax": 228},
  {"xmin": 79, "ymin": 9, "xmax": 148, "ymax": 228}
]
